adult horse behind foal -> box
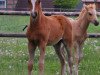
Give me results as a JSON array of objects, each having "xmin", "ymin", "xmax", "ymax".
[
  {"xmin": 26, "ymin": 0, "xmax": 73, "ymax": 75},
  {"xmin": 61, "ymin": 4, "xmax": 99, "ymax": 75}
]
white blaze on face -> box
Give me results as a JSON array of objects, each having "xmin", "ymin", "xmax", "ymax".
[{"xmin": 31, "ymin": 0, "xmax": 36, "ymax": 12}]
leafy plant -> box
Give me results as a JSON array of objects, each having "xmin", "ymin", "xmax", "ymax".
[{"xmin": 53, "ymin": 0, "xmax": 79, "ymax": 9}]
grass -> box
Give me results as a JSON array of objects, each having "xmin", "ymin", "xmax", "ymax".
[
  {"xmin": 79, "ymin": 38, "xmax": 100, "ymax": 75},
  {"xmin": 0, "ymin": 15, "xmax": 29, "ymax": 33},
  {"xmin": 0, "ymin": 15, "xmax": 100, "ymax": 75}
]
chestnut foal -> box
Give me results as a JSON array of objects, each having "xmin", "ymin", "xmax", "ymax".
[{"xmin": 26, "ymin": 0, "xmax": 73, "ymax": 75}]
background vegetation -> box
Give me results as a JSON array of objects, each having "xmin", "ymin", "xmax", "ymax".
[{"xmin": 53, "ymin": 0, "xmax": 79, "ymax": 8}]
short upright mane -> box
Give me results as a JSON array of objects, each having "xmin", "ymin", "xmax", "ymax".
[{"xmin": 76, "ymin": 7, "xmax": 86, "ymax": 20}]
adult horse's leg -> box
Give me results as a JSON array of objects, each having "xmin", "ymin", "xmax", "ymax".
[
  {"xmin": 28, "ymin": 42, "xmax": 37, "ymax": 75},
  {"xmin": 54, "ymin": 40, "xmax": 66, "ymax": 75},
  {"xmin": 38, "ymin": 41, "xmax": 46, "ymax": 75}
]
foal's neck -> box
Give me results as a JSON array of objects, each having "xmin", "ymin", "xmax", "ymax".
[{"xmin": 76, "ymin": 9, "xmax": 90, "ymax": 34}]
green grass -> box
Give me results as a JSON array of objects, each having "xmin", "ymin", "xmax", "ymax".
[
  {"xmin": 88, "ymin": 24, "xmax": 100, "ymax": 33},
  {"xmin": 0, "ymin": 15, "xmax": 29, "ymax": 33},
  {"xmin": 0, "ymin": 15, "xmax": 100, "ymax": 75},
  {"xmin": 79, "ymin": 38, "xmax": 100, "ymax": 75}
]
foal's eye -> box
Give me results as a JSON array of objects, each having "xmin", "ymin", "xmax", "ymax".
[{"xmin": 89, "ymin": 13, "xmax": 92, "ymax": 16}]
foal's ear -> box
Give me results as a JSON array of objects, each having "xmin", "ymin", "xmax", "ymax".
[
  {"xmin": 28, "ymin": 0, "xmax": 31, "ymax": 3},
  {"xmin": 83, "ymin": 4, "xmax": 86, "ymax": 7},
  {"xmin": 28, "ymin": 0, "xmax": 32, "ymax": 10},
  {"xmin": 92, "ymin": 3, "xmax": 96, "ymax": 9},
  {"xmin": 37, "ymin": 0, "xmax": 41, "ymax": 3},
  {"xmin": 83, "ymin": 4, "xmax": 88, "ymax": 11}
]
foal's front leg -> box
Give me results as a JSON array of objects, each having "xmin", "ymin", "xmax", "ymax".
[
  {"xmin": 28, "ymin": 42, "xmax": 36, "ymax": 75},
  {"xmin": 38, "ymin": 41, "xmax": 46, "ymax": 75},
  {"xmin": 73, "ymin": 43, "xmax": 80, "ymax": 75},
  {"xmin": 78, "ymin": 44, "xmax": 84, "ymax": 64}
]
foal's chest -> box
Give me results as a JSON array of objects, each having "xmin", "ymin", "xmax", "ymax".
[{"xmin": 26, "ymin": 26, "xmax": 50, "ymax": 41}]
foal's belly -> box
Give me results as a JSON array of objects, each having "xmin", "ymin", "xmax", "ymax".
[
  {"xmin": 47, "ymin": 25, "xmax": 64, "ymax": 45},
  {"xmin": 47, "ymin": 37, "xmax": 62, "ymax": 46}
]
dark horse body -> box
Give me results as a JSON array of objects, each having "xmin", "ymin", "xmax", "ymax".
[{"xmin": 26, "ymin": 0, "xmax": 73, "ymax": 75}]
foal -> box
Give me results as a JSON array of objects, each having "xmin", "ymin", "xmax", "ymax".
[
  {"xmin": 65, "ymin": 4, "xmax": 99, "ymax": 75},
  {"xmin": 26, "ymin": 0, "xmax": 73, "ymax": 75}
]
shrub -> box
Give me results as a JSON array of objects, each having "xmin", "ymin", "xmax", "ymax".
[{"xmin": 53, "ymin": 0, "xmax": 79, "ymax": 9}]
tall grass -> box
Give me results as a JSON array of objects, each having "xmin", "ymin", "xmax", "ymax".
[{"xmin": 0, "ymin": 15, "xmax": 100, "ymax": 75}]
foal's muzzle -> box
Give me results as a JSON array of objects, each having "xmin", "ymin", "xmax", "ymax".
[
  {"xmin": 93, "ymin": 20, "xmax": 99, "ymax": 26},
  {"xmin": 31, "ymin": 12, "xmax": 37, "ymax": 19}
]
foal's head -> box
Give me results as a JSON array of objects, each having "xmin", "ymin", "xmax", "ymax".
[
  {"xmin": 28, "ymin": 0, "xmax": 41, "ymax": 19},
  {"xmin": 84, "ymin": 4, "xmax": 99, "ymax": 26}
]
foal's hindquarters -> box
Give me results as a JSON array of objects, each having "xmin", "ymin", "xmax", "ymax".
[{"xmin": 51, "ymin": 15, "xmax": 73, "ymax": 75}]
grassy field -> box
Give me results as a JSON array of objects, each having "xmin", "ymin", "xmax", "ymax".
[{"xmin": 0, "ymin": 15, "xmax": 100, "ymax": 75}]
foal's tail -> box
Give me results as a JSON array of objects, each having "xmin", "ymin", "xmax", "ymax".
[{"xmin": 23, "ymin": 25, "xmax": 28, "ymax": 31}]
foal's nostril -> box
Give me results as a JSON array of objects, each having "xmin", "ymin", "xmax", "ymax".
[
  {"xmin": 94, "ymin": 20, "xmax": 99, "ymax": 26},
  {"xmin": 31, "ymin": 12, "xmax": 37, "ymax": 19},
  {"xmin": 97, "ymin": 21, "xmax": 99, "ymax": 25}
]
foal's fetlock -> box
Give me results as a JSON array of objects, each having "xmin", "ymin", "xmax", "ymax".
[
  {"xmin": 79, "ymin": 53, "xmax": 83, "ymax": 59},
  {"xmin": 79, "ymin": 54, "xmax": 84, "ymax": 64},
  {"xmin": 70, "ymin": 57, "xmax": 74, "ymax": 65}
]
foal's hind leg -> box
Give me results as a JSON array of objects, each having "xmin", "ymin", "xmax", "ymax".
[
  {"xmin": 54, "ymin": 40, "xmax": 66, "ymax": 75},
  {"xmin": 62, "ymin": 39, "xmax": 73, "ymax": 75},
  {"xmin": 28, "ymin": 42, "xmax": 36, "ymax": 75}
]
